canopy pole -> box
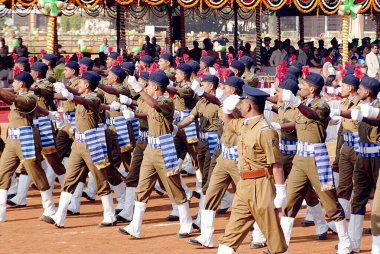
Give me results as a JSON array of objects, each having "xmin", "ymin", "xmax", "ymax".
[
  {"xmin": 342, "ymin": 14, "xmax": 349, "ymax": 63},
  {"xmin": 376, "ymin": 15, "xmax": 380, "ymax": 40},
  {"xmin": 180, "ymin": 6, "xmax": 186, "ymax": 48},
  {"xmin": 233, "ymin": 4, "xmax": 238, "ymax": 55},
  {"xmin": 167, "ymin": 8, "xmax": 173, "ymax": 54},
  {"xmin": 255, "ymin": 6, "xmax": 261, "ymax": 69},
  {"xmin": 277, "ymin": 16, "xmax": 281, "ymax": 41},
  {"xmin": 299, "ymin": 14, "xmax": 304, "ymax": 42},
  {"xmin": 46, "ymin": 16, "xmax": 58, "ymax": 54},
  {"xmin": 116, "ymin": 4, "xmax": 127, "ymax": 54}
]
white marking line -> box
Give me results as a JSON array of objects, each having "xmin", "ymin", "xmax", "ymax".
[{"xmin": 151, "ymin": 223, "xmax": 179, "ymax": 227}]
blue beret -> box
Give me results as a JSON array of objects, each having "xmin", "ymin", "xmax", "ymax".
[
  {"xmin": 200, "ymin": 56, "xmax": 215, "ymax": 67},
  {"xmin": 345, "ymin": 65, "xmax": 355, "ymax": 75},
  {"xmin": 361, "ymin": 76, "xmax": 380, "ymax": 96},
  {"xmin": 225, "ymin": 76, "xmax": 244, "ymax": 90},
  {"xmin": 231, "ymin": 60, "xmax": 245, "ymax": 74},
  {"xmin": 342, "ymin": 74, "xmax": 359, "ymax": 89},
  {"xmin": 279, "ymin": 79, "xmax": 299, "ymax": 96},
  {"xmin": 141, "ymin": 55, "xmax": 154, "ymax": 65},
  {"xmin": 187, "ymin": 60, "xmax": 200, "ymax": 74},
  {"xmin": 120, "ymin": 62, "xmax": 135, "ymax": 75},
  {"xmin": 291, "ymin": 61, "xmax": 303, "ymax": 71},
  {"xmin": 201, "ymin": 74, "xmax": 219, "ymax": 85},
  {"xmin": 219, "ymin": 70, "xmax": 235, "ymax": 83},
  {"xmin": 160, "ymin": 53, "xmax": 174, "ymax": 65},
  {"xmin": 79, "ymin": 57, "xmax": 94, "ymax": 70},
  {"xmin": 240, "ymin": 56, "xmax": 253, "ymax": 67},
  {"xmin": 31, "ymin": 62, "xmax": 48, "ymax": 75},
  {"xmin": 108, "ymin": 52, "xmax": 120, "ymax": 60},
  {"xmin": 16, "ymin": 57, "xmax": 29, "ymax": 66},
  {"xmin": 43, "ymin": 54, "xmax": 58, "ymax": 64},
  {"xmin": 82, "ymin": 71, "xmax": 101, "ymax": 87},
  {"xmin": 177, "ymin": 63, "xmax": 193, "ymax": 75},
  {"xmin": 284, "ymin": 72, "xmax": 298, "ymax": 82},
  {"xmin": 140, "ymin": 71, "xmax": 150, "ymax": 81},
  {"xmin": 305, "ymin": 73, "xmax": 324, "ymax": 89},
  {"xmin": 110, "ymin": 66, "xmax": 127, "ymax": 82},
  {"xmin": 287, "ymin": 67, "xmax": 300, "ymax": 78},
  {"xmin": 149, "ymin": 71, "xmax": 169, "ymax": 88},
  {"xmin": 65, "ymin": 61, "xmax": 80, "ymax": 72},
  {"xmin": 241, "ymin": 84, "xmax": 270, "ymax": 100},
  {"xmin": 14, "ymin": 71, "xmax": 34, "ymax": 87}
]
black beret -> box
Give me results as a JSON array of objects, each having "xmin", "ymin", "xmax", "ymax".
[
  {"xmin": 287, "ymin": 67, "xmax": 300, "ymax": 78},
  {"xmin": 177, "ymin": 63, "xmax": 193, "ymax": 75},
  {"xmin": 65, "ymin": 61, "xmax": 80, "ymax": 72},
  {"xmin": 279, "ymin": 79, "xmax": 299, "ymax": 96},
  {"xmin": 108, "ymin": 52, "xmax": 120, "ymax": 60},
  {"xmin": 240, "ymin": 84, "xmax": 270, "ymax": 100},
  {"xmin": 240, "ymin": 56, "xmax": 253, "ymax": 68},
  {"xmin": 149, "ymin": 71, "xmax": 169, "ymax": 88},
  {"xmin": 342, "ymin": 74, "xmax": 359, "ymax": 90},
  {"xmin": 82, "ymin": 71, "xmax": 101, "ymax": 86},
  {"xmin": 361, "ymin": 76, "xmax": 380, "ymax": 96},
  {"xmin": 345, "ymin": 65, "xmax": 355, "ymax": 75},
  {"xmin": 201, "ymin": 74, "xmax": 219, "ymax": 86},
  {"xmin": 120, "ymin": 62, "xmax": 135, "ymax": 75},
  {"xmin": 14, "ymin": 71, "xmax": 34, "ymax": 87},
  {"xmin": 140, "ymin": 55, "xmax": 154, "ymax": 65},
  {"xmin": 15, "ymin": 57, "xmax": 29, "ymax": 66},
  {"xmin": 140, "ymin": 71, "xmax": 150, "ymax": 81},
  {"xmin": 31, "ymin": 62, "xmax": 48, "ymax": 75},
  {"xmin": 304, "ymin": 73, "xmax": 324, "ymax": 89},
  {"xmin": 110, "ymin": 66, "xmax": 127, "ymax": 82},
  {"xmin": 284, "ymin": 72, "xmax": 298, "ymax": 82},
  {"xmin": 187, "ymin": 60, "xmax": 200, "ymax": 74},
  {"xmin": 291, "ymin": 61, "xmax": 303, "ymax": 71},
  {"xmin": 43, "ymin": 54, "xmax": 58, "ymax": 65},
  {"xmin": 225, "ymin": 76, "xmax": 244, "ymax": 90},
  {"xmin": 79, "ymin": 57, "xmax": 94, "ymax": 70},
  {"xmin": 160, "ymin": 53, "xmax": 174, "ymax": 65},
  {"xmin": 231, "ymin": 60, "xmax": 245, "ymax": 74},
  {"xmin": 200, "ymin": 56, "xmax": 215, "ymax": 67}
]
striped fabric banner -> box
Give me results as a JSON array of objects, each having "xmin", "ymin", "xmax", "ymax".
[
  {"xmin": 113, "ymin": 116, "xmax": 132, "ymax": 152},
  {"xmin": 37, "ymin": 116, "xmax": 57, "ymax": 154},
  {"xmin": 84, "ymin": 126, "xmax": 109, "ymax": 169},
  {"xmin": 19, "ymin": 126, "xmax": 36, "ymax": 160},
  {"xmin": 158, "ymin": 134, "xmax": 178, "ymax": 171}
]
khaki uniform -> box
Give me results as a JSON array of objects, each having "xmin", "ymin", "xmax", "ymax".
[
  {"xmin": 332, "ymin": 125, "xmax": 344, "ymax": 173},
  {"xmin": 46, "ymin": 70, "xmax": 57, "ymax": 83},
  {"xmin": 135, "ymin": 97, "xmax": 187, "ymax": 205},
  {"xmin": 284, "ymin": 98, "xmax": 344, "ymax": 221},
  {"xmin": 352, "ymin": 101, "xmax": 380, "ymax": 216},
  {"xmin": 62, "ymin": 92, "xmax": 111, "ymax": 196},
  {"xmin": 0, "ymin": 93, "xmax": 50, "ymax": 191},
  {"xmin": 219, "ymin": 116, "xmax": 287, "ymax": 253},
  {"xmin": 337, "ymin": 97, "xmax": 360, "ymax": 200},
  {"xmin": 165, "ymin": 68, "xmax": 176, "ymax": 82},
  {"xmin": 242, "ymin": 73, "xmax": 258, "ymax": 87},
  {"xmin": 173, "ymin": 81, "xmax": 198, "ymax": 167},
  {"xmin": 190, "ymin": 98, "xmax": 221, "ymax": 193}
]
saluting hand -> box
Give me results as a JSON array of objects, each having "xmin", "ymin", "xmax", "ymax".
[
  {"xmin": 282, "ymin": 89, "xmax": 301, "ymax": 108},
  {"xmin": 359, "ymin": 104, "xmax": 379, "ymax": 119}
]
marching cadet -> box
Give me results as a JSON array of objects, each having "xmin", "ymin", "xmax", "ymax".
[
  {"xmin": 79, "ymin": 57, "xmax": 95, "ymax": 71},
  {"xmin": 240, "ymin": 56, "xmax": 258, "ymax": 87},
  {"xmin": 105, "ymin": 52, "xmax": 121, "ymax": 74},
  {"xmin": 158, "ymin": 53, "xmax": 176, "ymax": 82},
  {"xmin": 187, "ymin": 76, "xmax": 244, "ymax": 248},
  {"xmin": 229, "ymin": 60, "xmax": 245, "ymax": 78},
  {"xmin": 42, "ymin": 71, "xmax": 117, "ymax": 228},
  {"xmin": 0, "ymin": 71, "xmax": 56, "ymax": 222},
  {"xmin": 118, "ymin": 71, "xmax": 193, "ymax": 238},
  {"xmin": 116, "ymin": 71, "xmax": 150, "ymax": 223},
  {"xmin": 42, "ymin": 53, "xmax": 58, "ymax": 82},
  {"xmin": 15, "ymin": 57, "xmax": 31, "ymax": 72},
  {"xmin": 139, "ymin": 55, "xmax": 154, "ymax": 72},
  {"xmin": 280, "ymin": 72, "xmax": 352, "ymax": 254},
  {"xmin": 200, "ymin": 56, "xmax": 217, "ymax": 75},
  {"xmin": 347, "ymin": 76, "xmax": 380, "ymax": 252},
  {"xmin": 217, "ymin": 85, "xmax": 288, "ymax": 254}
]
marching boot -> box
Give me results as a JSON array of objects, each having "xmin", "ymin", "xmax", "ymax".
[
  {"xmin": 348, "ymin": 214, "xmax": 363, "ymax": 252},
  {"xmin": 117, "ymin": 187, "xmax": 136, "ymax": 222},
  {"xmin": 67, "ymin": 182, "xmax": 84, "ymax": 216},
  {"xmin": 99, "ymin": 194, "xmax": 117, "ymax": 227},
  {"xmin": 8, "ymin": 174, "xmax": 30, "ymax": 207},
  {"xmin": 188, "ymin": 209, "xmax": 216, "ymax": 247},
  {"xmin": 0, "ymin": 189, "xmax": 8, "ymax": 221},
  {"xmin": 118, "ymin": 201, "xmax": 147, "ymax": 238}
]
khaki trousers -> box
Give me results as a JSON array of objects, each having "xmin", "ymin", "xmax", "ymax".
[
  {"xmin": 337, "ymin": 145, "xmax": 357, "ymax": 200},
  {"xmin": 125, "ymin": 140, "xmax": 147, "ymax": 187},
  {"xmin": 174, "ymin": 129, "xmax": 198, "ymax": 168},
  {"xmin": 198, "ymin": 140, "xmax": 211, "ymax": 193}
]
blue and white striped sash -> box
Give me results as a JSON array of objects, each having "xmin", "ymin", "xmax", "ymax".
[
  {"xmin": 343, "ymin": 132, "xmax": 359, "ymax": 152},
  {"xmin": 147, "ymin": 134, "xmax": 178, "ymax": 171},
  {"xmin": 64, "ymin": 112, "xmax": 76, "ymax": 131},
  {"xmin": 113, "ymin": 116, "xmax": 132, "ymax": 152},
  {"xmin": 221, "ymin": 143, "xmax": 238, "ymax": 162},
  {"xmin": 127, "ymin": 118, "xmax": 140, "ymax": 139},
  {"xmin": 36, "ymin": 116, "xmax": 56, "ymax": 154},
  {"xmin": 200, "ymin": 131, "xmax": 219, "ymax": 158},
  {"xmin": 280, "ymin": 140, "xmax": 297, "ymax": 155},
  {"xmin": 8, "ymin": 126, "xmax": 36, "ymax": 160},
  {"xmin": 137, "ymin": 130, "xmax": 149, "ymax": 142},
  {"xmin": 296, "ymin": 141, "xmax": 334, "ymax": 191},
  {"xmin": 357, "ymin": 142, "xmax": 380, "ymax": 158},
  {"xmin": 176, "ymin": 110, "xmax": 198, "ymax": 143}
]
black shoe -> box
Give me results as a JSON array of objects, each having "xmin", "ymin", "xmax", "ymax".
[
  {"xmin": 7, "ymin": 200, "xmax": 26, "ymax": 208},
  {"xmin": 250, "ymin": 242, "xmax": 267, "ymax": 249},
  {"xmin": 118, "ymin": 227, "xmax": 130, "ymax": 236},
  {"xmin": 40, "ymin": 215, "xmax": 55, "ymax": 224},
  {"xmin": 316, "ymin": 231, "xmax": 328, "ymax": 240},
  {"xmin": 116, "ymin": 215, "xmax": 130, "ymax": 223},
  {"xmin": 115, "ymin": 209, "xmax": 122, "ymax": 214},
  {"xmin": 300, "ymin": 220, "xmax": 314, "ymax": 227},
  {"xmin": 98, "ymin": 221, "xmax": 117, "ymax": 227},
  {"xmin": 67, "ymin": 210, "xmax": 80, "ymax": 216},
  {"xmin": 155, "ymin": 188, "xmax": 164, "ymax": 196},
  {"xmin": 187, "ymin": 239, "xmax": 203, "ymax": 246},
  {"xmin": 180, "ymin": 169, "xmax": 188, "ymax": 175},
  {"xmin": 7, "ymin": 194, "xmax": 16, "ymax": 199},
  {"xmin": 363, "ymin": 227, "xmax": 372, "ymax": 234},
  {"xmin": 82, "ymin": 192, "xmax": 95, "ymax": 202},
  {"xmin": 176, "ymin": 232, "xmax": 191, "ymax": 238},
  {"xmin": 192, "ymin": 223, "xmax": 200, "ymax": 231},
  {"xmin": 192, "ymin": 191, "xmax": 200, "ymax": 199},
  {"xmin": 166, "ymin": 215, "xmax": 179, "ymax": 221},
  {"xmin": 216, "ymin": 208, "xmax": 228, "ymax": 215},
  {"xmin": 31, "ymin": 184, "xmax": 38, "ymax": 190}
]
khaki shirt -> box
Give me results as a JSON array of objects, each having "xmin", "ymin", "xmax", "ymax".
[
  {"xmin": 165, "ymin": 68, "xmax": 176, "ymax": 82},
  {"xmin": 277, "ymin": 101, "xmax": 297, "ymax": 142},
  {"xmin": 295, "ymin": 98, "xmax": 330, "ymax": 143},
  {"xmin": 63, "ymin": 77, "xmax": 80, "ymax": 113},
  {"xmin": 227, "ymin": 115, "xmax": 281, "ymax": 172},
  {"xmin": 101, "ymin": 84, "xmax": 130, "ymax": 118},
  {"xmin": 358, "ymin": 100, "xmax": 380, "ymax": 143},
  {"xmin": 46, "ymin": 70, "xmax": 57, "ymax": 83},
  {"xmin": 136, "ymin": 97, "xmax": 149, "ymax": 131},
  {"xmin": 242, "ymin": 73, "xmax": 258, "ymax": 87},
  {"xmin": 75, "ymin": 92, "xmax": 101, "ymax": 132},
  {"xmin": 341, "ymin": 97, "xmax": 360, "ymax": 133},
  {"xmin": 146, "ymin": 96, "xmax": 174, "ymax": 137},
  {"xmin": 173, "ymin": 81, "xmax": 196, "ymax": 111},
  {"xmin": 9, "ymin": 92, "xmax": 38, "ymax": 128},
  {"xmin": 32, "ymin": 79, "xmax": 56, "ymax": 115},
  {"xmin": 190, "ymin": 97, "xmax": 220, "ymax": 132}
]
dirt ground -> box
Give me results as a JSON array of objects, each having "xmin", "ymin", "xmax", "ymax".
[{"xmin": 0, "ymin": 176, "xmax": 372, "ymax": 254}]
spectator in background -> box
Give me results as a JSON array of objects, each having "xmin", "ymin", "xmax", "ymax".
[
  {"xmin": 58, "ymin": 44, "xmax": 67, "ymax": 56},
  {"xmin": 269, "ymin": 40, "xmax": 286, "ymax": 66},
  {"xmin": 13, "ymin": 37, "xmax": 28, "ymax": 58},
  {"xmin": 351, "ymin": 55, "xmax": 358, "ymax": 65},
  {"xmin": 216, "ymin": 33, "xmax": 229, "ymax": 66},
  {"xmin": 261, "ymin": 37, "xmax": 272, "ymax": 66},
  {"xmin": 298, "ymin": 41, "xmax": 309, "ymax": 65},
  {"xmin": 244, "ymin": 43, "xmax": 254, "ymax": 58},
  {"xmin": 203, "ymin": 38, "xmax": 219, "ymax": 61},
  {"xmin": 142, "ymin": 35, "xmax": 156, "ymax": 57},
  {"xmin": 325, "ymin": 48, "xmax": 335, "ymax": 65},
  {"xmin": 0, "ymin": 38, "xmax": 9, "ymax": 59},
  {"xmin": 284, "ymin": 45, "xmax": 296, "ymax": 65},
  {"xmin": 99, "ymin": 38, "xmax": 109, "ymax": 55},
  {"xmin": 318, "ymin": 39, "xmax": 326, "ymax": 54},
  {"xmin": 0, "ymin": 60, "xmax": 12, "ymax": 88},
  {"xmin": 365, "ymin": 43, "xmax": 380, "ymax": 78},
  {"xmin": 189, "ymin": 40, "xmax": 202, "ymax": 62},
  {"xmin": 308, "ymin": 47, "xmax": 323, "ymax": 67},
  {"xmin": 152, "ymin": 37, "xmax": 161, "ymax": 59}
]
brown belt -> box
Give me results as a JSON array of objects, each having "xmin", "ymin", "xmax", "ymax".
[{"xmin": 240, "ymin": 168, "xmax": 273, "ymax": 180}]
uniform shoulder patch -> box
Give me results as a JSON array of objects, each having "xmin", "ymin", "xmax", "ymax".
[{"xmin": 261, "ymin": 122, "xmax": 270, "ymax": 130}]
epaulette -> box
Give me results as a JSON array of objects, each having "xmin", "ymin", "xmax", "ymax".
[{"xmin": 261, "ymin": 122, "xmax": 270, "ymax": 130}]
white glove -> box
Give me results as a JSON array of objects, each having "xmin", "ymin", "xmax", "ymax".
[
  {"xmin": 122, "ymin": 109, "xmax": 135, "ymax": 120},
  {"xmin": 109, "ymin": 101, "xmax": 121, "ymax": 111},
  {"xmin": 215, "ymin": 88, "xmax": 226, "ymax": 101},
  {"xmin": 173, "ymin": 110, "xmax": 180, "ymax": 120},
  {"xmin": 47, "ymin": 111, "xmax": 61, "ymax": 121},
  {"xmin": 359, "ymin": 104, "xmax": 380, "ymax": 119},
  {"xmin": 191, "ymin": 82, "xmax": 204, "ymax": 96},
  {"xmin": 131, "ymin": 82, "xmax": 142, "ymax": 93},
  {"xmin": 265, "ymin": 102, "xmax": 273, "ymax": 111},
  {"xmin": 53, "ymin": 82, "xmax": 65, "ymax": 93},
  {"xmin": 222, "ymin": 94, "xmax": 240, "ymax": 114},
  {"xmin": 196, "ymin": 87, "xmax": 204, "ymax": 97},
  {"xmin": 351, "ymin": 109, "xmax": 363, "ymax": 122},
  {"xmin": 270, "ymin": 122, "xmax": 281, "ymax": 131},
  {"xmin": 282, "ymin": 89, "xmax": 301, "ymax": 107},
  {"xmin": 172, "ymin": 124, "xmax": 179, "ymax": 137},
  {"xmin": 329, "ymin": 115, "xmax": 341, "ymax": 125},
  {"xmin": 330, "ymin": 108, "xmax": 341, "ymax": 117},
  {"xmin": 119, "ymin": 94, "xmax": 132, "ymax": 105},
  {"xmin": 61, "ymin": 88, "xmax": 74, "ymax": 101},
  {"xmin": 273, "ymin": 184, "xmax": 287, "ymax": 209}
]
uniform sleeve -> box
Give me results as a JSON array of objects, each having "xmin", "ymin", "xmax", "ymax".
[
  {"xmin": 118, "ymin": 85, "xmax": 131, "ymax": 97},
  {"xmin": 38, "ymin": 83, "xmax": 54, "ymax": 99},
  {"xmin": 190, "ymin": 100, "xmax": 201, "ymax": 118},
  {"xmin": 176, "ymin": 86, "xmax": 195, "ymax": 99},
  {"xmin": 15, "ymin": 95, "xmax": 38, "ymax": 113},
  {"xmin": 314, "ymin": 101, "xmax": 330, "ymax": 122},
  {"xmin": 157, "ymin": 99, "xmax": 173, "ymax": 118},
  {"xmin": 85, "ymin": 96, "xmax": 101, "ymax": 112},
  {"xmin": 226, "ymin": 119, "xmax": 242, "ymax": 134},
  {"xmin": 259, "ymin": 129, "xmax": 281, "ymax": 165}
]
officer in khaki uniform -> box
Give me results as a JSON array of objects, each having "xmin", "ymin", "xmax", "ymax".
[
  {"xmin": 42, "ymin": 53, "xmax": 58, "ymax": 83},
  {"xmin": 116, "ymin": 72, "xmax": 150, "ymax": 223},
  {"xmin": 118, "ymin": 71, "xmax": 193, "ymax": 239},
  {"xmin": 217, "ymin": 85, "xmax": 287, "ymax": 254},
  {"xmin": 346, "ymin": 76, "xmax": 380, "ymax": 252},
  {"xmin": 188, "ymin": 76, "xmax": 245, "ymax": 248},
  {"xmin": 158, "ymin": 53, "xmax": 176, "ymax": 82},
  {"xmin": 280, "ymin": 72, "xmax": 352, "ymax": 254},
  {"xmin": 43, "ymin": 71, "xmax": 117, "ymax": 228},
  {"xmin": 0, "ymin": 71, "xmax": 56, "ymax": 222},
  {"xmin": 240, "ymin": 56, "xmax": 258, "ymax": 87}
]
